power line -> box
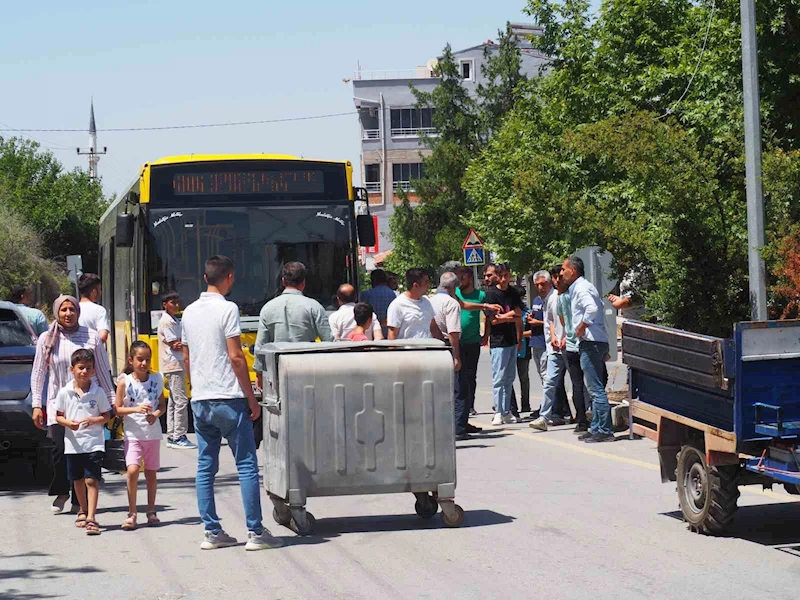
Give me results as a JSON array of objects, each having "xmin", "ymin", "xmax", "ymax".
[
  {"xmin": 0, "ymin": 119, "xmax": 74, "ymax": 150},
  {"xmin": 655, "ymin": 0, "xmax": 717, "ymax": 120},
  {"xmin": 0, "ymin": 110, "xmax": 357, "ymax": 133}
]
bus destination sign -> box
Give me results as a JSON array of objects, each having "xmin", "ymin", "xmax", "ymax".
[{"xmin": 172, "ymin": 170, "xmax": 325, "ymax": 195}]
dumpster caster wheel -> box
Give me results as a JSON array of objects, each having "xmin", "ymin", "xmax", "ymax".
[
  {"xmin": 415, "ymin": 496, "xmax": 438, "ymax": 519},
  {"xmin": 273, "ymin": 507, "xmax": 291, "ymax": 527},
  {"xmin": 440, "ymin": 503, "xmax": 465, "ymax": 528},
  {"xmin": 290, "ymin": 512, "xmax": 316, "ymax": 536}
]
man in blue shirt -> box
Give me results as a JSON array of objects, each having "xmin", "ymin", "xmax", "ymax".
[
  {"xmin": 361, "ymin": 269, "xmax": 398, "ymax": 336},
  {"xmin": 9, "ymin": 284, "xmax": 48, "ymax": 336}
]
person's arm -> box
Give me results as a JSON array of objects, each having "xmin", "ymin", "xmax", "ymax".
[
  {"xmin": 372, "ymin": 314, "xmax": 385, "ymax": 340},
  {"xmin": 329, "ymin": 313, "xmax": 341, "ymax": 340},
  {"xmin": 30, "ymin": 334, "xmax": 47, "ymax": 429},
  {"xmin": 574, "ymin": 288, "xmax": 597, "ymax": 340},
  {"xmin": 182, "ymin": 345, "xmax": 192, "ymax": 387},
  {"xmin": 91, "ymin": 336, "xmax": 116, "ymax": 406},
  {"xmin": 448, "ymin": 332, "xmax": 461, "ymax": 371},
  {"xmin": 517, "ymin": 315, "xmax": 524, "ymax": 351},
  {"xmin": 387, "ymin": 327, "xmax": 399, "ymax": 340},
  {"xmin": 253, "ymin": 307, "xmax": 270, "ymax": 389},
  {"xmin": 226, "ymin": 336, "xmax": 260, "ymax": 421},
  {"xmin": 482, "ymin": 317, "xmax": 491, "ymax": 346},
  {"xmin": 315, "ymin": 304, "xmax": 333, "ymax": 342},
  {"xmin": 608, "ymin": 294, "xmax": 632, "ymax": 310},
  {"xmin": 85, "ymin": 411, "xmax": 111, "ymax": 427},
  {"xmin": 97, "ymin": 306, "xmax": 110, "ymax": 344},
  {"xmin": 430, "ymin": 318, "xmax": 445, "ymax": 341},
  {"xmin": 56, "ymin": 412, "xmax": 79, "ymax": 431},
  {"xmin": 147, "ymin": 388, "xmax": 166, "ymax": 425},
  {"xmin": 457, "ymin": 297, "xmax": 503, "ymax": 313}
]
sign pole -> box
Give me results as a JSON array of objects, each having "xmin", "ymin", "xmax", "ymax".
[{"xmin": 472, "ymin": 265, "xmax": 479, "ymax": 288}]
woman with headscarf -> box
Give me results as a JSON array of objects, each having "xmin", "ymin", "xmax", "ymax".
[{"xmin": 30, "ymin": 295, "xmax": 115, "ymax": 518}]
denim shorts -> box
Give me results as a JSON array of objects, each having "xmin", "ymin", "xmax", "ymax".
[{"xmin": 66, "ymin": 451, "xmax": 104, "ymax": 481}]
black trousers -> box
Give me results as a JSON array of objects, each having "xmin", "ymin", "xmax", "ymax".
[
  {"xmin": 458, "ymin": 343, "xmax": 481, "ymax": 415},
  {"xmin": 47, "ymin": 425, "xmax": 76, "ymax": 503},
  {"xmin": 516, "ymin": 357, "xmax": 531, "ymax": 412},
  {"xmin": 565, "ymin": 351, "xmax": 590, "ymax": 425}
]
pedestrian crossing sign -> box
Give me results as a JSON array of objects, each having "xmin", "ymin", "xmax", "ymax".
[{"xmin": 463, "ymin": 247, "xmax": 485, "ymax": 266}]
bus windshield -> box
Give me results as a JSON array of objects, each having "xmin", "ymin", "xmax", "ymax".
[{"xmin": 146, "ymin": 204, "xmax": 353, "ymax": 323}]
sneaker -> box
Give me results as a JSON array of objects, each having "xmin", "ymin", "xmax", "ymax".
[
  {"xmin": 466, "ymin": 424, "xmax": 483, "ymax": 434},
  {"xmin": 245, "ymin": 529, "xmax": 284, "ymax": 551},
  {"xmin": 469, "ymin": 409, "xmax": 478, "ymax": 416},
  {"xmin": 530, "ymin": 409, "xmax": 541, "ymax": 419},
  {"xmin": 573, "ymin": 423, "xmax": 589, "ymax": 434},
  {"xmin": 577, "ymin": 431, "xmax": 594, "ymax": 441},
  {"xmin": 503, "ymin": 413, "xmax": 519, "ymax": 424},
  {"xmin": 169, "ymin": 435, "xmax": 197, "ymax": 449},
  {"xmin": 547, "ymin": 416, "xmax": 566, "ymax": 426},
  {"xmin": 528, "ymin": 417, "xmax": 548, "ymax": 432},
  {"xmin": 491, "ymin": 413, "xmax": 503, "ymax": 426},
  {"xmin": 201, "ymin": 530, "xmax": 238, "ymax": 550},
  {"xmin": 585, "ymin": 433, "xmax": 616, "ymax": 443}
]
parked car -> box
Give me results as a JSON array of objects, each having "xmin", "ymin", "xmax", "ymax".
[{"xmin": 0, "ymin": 301, "xmax": 50, "ymax": 477}]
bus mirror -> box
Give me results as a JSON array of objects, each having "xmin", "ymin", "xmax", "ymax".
[
  {"xmin": 116, "ymin": 213, "xmax": 135, "ymax": 248},
  {"xmin": 357, "ymin": 214, "xmax": 376, "ymax": 248}
]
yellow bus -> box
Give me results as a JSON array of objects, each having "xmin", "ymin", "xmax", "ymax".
[{"xmin": 98, "ymin": 154, "xmax": 375, "ymax": 380}]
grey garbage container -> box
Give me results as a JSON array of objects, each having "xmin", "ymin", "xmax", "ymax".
[{"xmin": 258, "ymin": 340, "xmax": 464, "ymax": 535}]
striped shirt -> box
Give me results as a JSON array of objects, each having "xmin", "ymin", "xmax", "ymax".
[{"xmin": 30, "ymin": 326, "xmax": 115, "ymax": 426}]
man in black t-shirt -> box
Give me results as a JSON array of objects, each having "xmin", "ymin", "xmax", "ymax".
[{"xmin": 484, "ymin": 264, "xmax": 523, "ymax": 426}]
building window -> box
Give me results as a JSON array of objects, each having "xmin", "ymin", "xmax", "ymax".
[
  {"xmin": 460, "ymin": 60, "xmax": 473, "ymax": 81},
  {"xmin": 392, "ymin": 163, "xmax": 425, "ymax": 191},
  {"xmin": 365, "ymin": 164, "xmax": 381, "ymax": 192},
  {"xmin": 389, "ymin": 108, "xmax": 436, "ymax": 136}
]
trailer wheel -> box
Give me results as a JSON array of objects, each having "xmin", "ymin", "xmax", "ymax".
[
  {"xmin": 784, "ymin": 483, "xmax": 800, "ymax": 495},
  {"xmin": 676, "ymin": 444, "xmax": 739, "ymax": 534}
]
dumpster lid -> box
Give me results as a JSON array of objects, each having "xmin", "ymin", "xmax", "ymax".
[{"xmin": 256, "ymin": 339, "xmax": 447, "ymax": 357}]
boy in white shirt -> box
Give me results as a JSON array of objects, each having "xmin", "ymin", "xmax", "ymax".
[
  {"xmin": 54, "ymin": 349, "xmax": 112, "ymax": 536},
  {"xmin": 77, "ymin": 273, "xmax": 110, "ymax": 344}
]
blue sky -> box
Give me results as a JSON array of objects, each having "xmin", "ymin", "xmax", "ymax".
[{"xmin": 0, "ymin": 0, "xmax": 545, "ymax": 196}]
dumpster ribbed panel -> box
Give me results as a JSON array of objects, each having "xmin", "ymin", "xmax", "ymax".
[
  {"xmin": 423, "ymin": 380, "xmax": 435, "ymax": 468},
  {"xmin": 334, "ymin": 384, "xmax": 346, "ymax": 473},
  {"xmin": 355, "ymin": 383, "xmax": 385, "ymax": 472},
  {"xmin": 393, "ymin": 382, "xmax": 407, "ymax": 470},
  {"xmin": 303, "ymin": 385, "xmax": 316, "ymax": 474}
]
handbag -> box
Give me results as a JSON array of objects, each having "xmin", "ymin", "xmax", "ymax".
[{"xmin": 102, "ymin": 417, "xmax": 127, "ymax": 472}]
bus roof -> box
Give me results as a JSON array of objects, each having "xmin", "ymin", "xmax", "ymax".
[{"xmin": 147, "ymin": 154, "xmax": 351, "ymax": 167}]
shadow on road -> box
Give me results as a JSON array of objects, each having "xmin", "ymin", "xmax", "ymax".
[
  {"xmin": 306, "ymin": 508, "xmax": 514, "ymax": 537},
  {"xmin": 662, "ymin": 501, "xmax": 800, "ymax": 548},
  {"xmin": 0, "ymin": 551, "xmax": 103, "ymax": 598}
]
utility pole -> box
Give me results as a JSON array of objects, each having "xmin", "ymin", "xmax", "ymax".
[
  {"xmin": 740, "ymin": 0, "xmax": 768, "ymax": 320},
  {"xmin": 77, "ymin": 99, "xmax": 107, "ymax": 180}
]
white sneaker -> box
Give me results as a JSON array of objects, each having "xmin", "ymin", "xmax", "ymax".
[
  {"xmin": 528, "ymin": 417, "xmax": 548, "ymax": 431},
  {"xmin": 491, "ymin": 413, "xmax": 503, "ymax": 425},
  {"xmin": 503, "ymin": 413, "xmax": 519, "ymax": 424},
  {"xmin": 246, "ymin": 529, "xmax": 284, "ymax": 551},
  {"xmin": 200, "ymin": 530, "xmax": 238, "ymax": 550}
]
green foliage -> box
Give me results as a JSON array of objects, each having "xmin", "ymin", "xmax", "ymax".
[
  {"xmin": 0, "ymin": 137, "xmax": 108, "ymax": 271},
  {"xmin": 0, "ymin": 203, "xmax": 69, "ymax": 305}
]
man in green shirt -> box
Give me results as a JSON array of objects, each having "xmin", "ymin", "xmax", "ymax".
[{"xmin": 455, "ymin": 267, "xmax": 486, "ymax": 422}]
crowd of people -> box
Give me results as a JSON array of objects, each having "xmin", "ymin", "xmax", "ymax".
[{"xmin": 15, "ymin": 252, "xmax": 616, "ymax": 550}]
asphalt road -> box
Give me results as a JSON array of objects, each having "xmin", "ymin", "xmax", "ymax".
[{"xmin": 3, "ymin": 351, "xmax": 800, "ymax": 600}]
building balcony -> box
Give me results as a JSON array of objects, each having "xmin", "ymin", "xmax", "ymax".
[
  {"xmin": 354, "ymin": 68, "xmax": 436, "ymax": 81},
  {"xmin": 365, "ymin": 182, "xmax": 381, "ymax": 192},
  {"xmin": 392, "ymin": 181, "xmax": 415, "ymax": 192},
  {"xmin": 362, "ymin": 129, "xmax": 381, "ymax": 140},
  {"xmin": 391, "ymin": 127, "xmax": 437, "ymax": 138}
]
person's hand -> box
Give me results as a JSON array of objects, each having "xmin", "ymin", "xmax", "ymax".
[
  {"xmin": 575, "ymin": 322, "xmax": 587, "ymax": 340},
  {"xmin": 32, "ymin": 408, "xmax": 45, "ymax": 430},
  {"xmin": 135, "ymin": 404, "xmax": 150, "ymax": 414},
  {"xmin": 454, "ymin": 358, "xmax": 461, "ymax": 372},
  {"xmin": 146, "ymin": 414, "xmax": 158, "ymax": 425},
  {"xmin": 526, "ymin": 313, "xmax": 535, "ymax": 325},
  {"xmin": 69, "ymin": 420, "xmax": 82, "ymax": 431},
  {"xmin": 248, "ymin": 396, "xmax": 261, "ymax": 422},
  {"xmin": 604, "ymin": 353, "xmax": 611, "ymax": 362},
  {"xmin": 608, "ymin": 294, "xmax": 620, "ymax": 303},
  {"xmin": 486, "ymin": 303, "xmax": 504, "ymax": 313}
]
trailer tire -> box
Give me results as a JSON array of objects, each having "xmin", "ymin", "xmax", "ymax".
[
  {"xmin": 784, "ymin": 483, "xmax": 800, "ymax": 496},
  {"xmin": 676, "ymin": 444, "xmax": 739, "ymax": 535}
]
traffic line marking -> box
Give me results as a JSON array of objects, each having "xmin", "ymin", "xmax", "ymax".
[{"xmin": 494, "ymin": 426, "xmax": 800, "ymax": 502}]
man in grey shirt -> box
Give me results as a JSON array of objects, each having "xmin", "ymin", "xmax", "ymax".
[{"xmin": 254, "ymin": 262, "xmax": 333, "ymax": 389}]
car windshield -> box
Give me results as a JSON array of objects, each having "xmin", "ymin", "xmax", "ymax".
[
  {"xmin": 146, "ymin": 205, "xmax": 354, "ymax": 323},
  {"xmin": 0, "ymin": 308, "xmax": 34, "ymax": 347}
]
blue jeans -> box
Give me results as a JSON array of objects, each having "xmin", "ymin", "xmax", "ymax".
[
  {"xmin": 193, "ymin": 398, "xmax": 264, "ymax": 534},
  {"xmin": 490, "ymin": 346, "xmax": 517, "ymax": 414},
  {"xmin": 540, "ymin": 352, "xmax": 567, "ymax": 420},
  {"xmin": 580, "ymin": 341, "xmax": 613, "ymax": 436}
]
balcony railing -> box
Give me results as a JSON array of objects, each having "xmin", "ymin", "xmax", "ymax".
[
  {"xmin": 365, "ymin": 182, "xmax": 381, "ymax": 192},
  {"xmin": 354, "ymin": 68, "xmax": 436, "ymax": 81},
  {"xmin": 392, "ymin": 181, "xmax": 415, "ymax": 192},
  {"xmin": 391, "ymin": 127, "xmax": 437, "ymax": 138},
  {"xmin": 362, "ymin": 129, "xmax": 380, "ymax": 140}
]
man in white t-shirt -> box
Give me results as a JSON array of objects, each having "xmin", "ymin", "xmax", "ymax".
[
  {"xmin": 329, "ymin": 284, "xmax": 383, "ymax": 341},
  {"xmin": 386, "ymin": 269, "xmax": 444, "ymax": 341},
  {"xmin": 181, "ymin": 255, "xmax": 282, "ymax": 552},
  {"xmin": 77, "ymin": 273, "xmax": 110, "ymax": 344}
]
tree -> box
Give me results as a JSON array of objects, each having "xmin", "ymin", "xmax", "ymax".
[{"xmin": 0, "ymin": 137, "xmax": 108, "ymax": 271}]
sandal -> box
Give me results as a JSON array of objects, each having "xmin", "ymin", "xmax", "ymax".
[
  {"xmin": 85, "ymin": 520, "xmax": 101, "ymax": 536},
  {"xmin": 121, "ymin": 513, "xmax": 137, "ymax": 531},
  {"xmin": 74, "ymin": 512, "xmax": 87, "ymax": 528},
  {"xmin": 146, "ymin": 511, "xmax": 160, "ymax": 526}
]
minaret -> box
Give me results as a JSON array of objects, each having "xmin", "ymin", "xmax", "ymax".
[{"xmin": 77, "ymin": 98, "xmax": 107, "ymax": 180}]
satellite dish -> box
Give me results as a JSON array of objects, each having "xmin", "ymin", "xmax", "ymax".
[
  {"xmin": 574, "ymin": 246, "xmax": 617, "ymax": 296},
  {"xmin": 426, "ymin": 59, "xmax": 439, "ymax": 74}
]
